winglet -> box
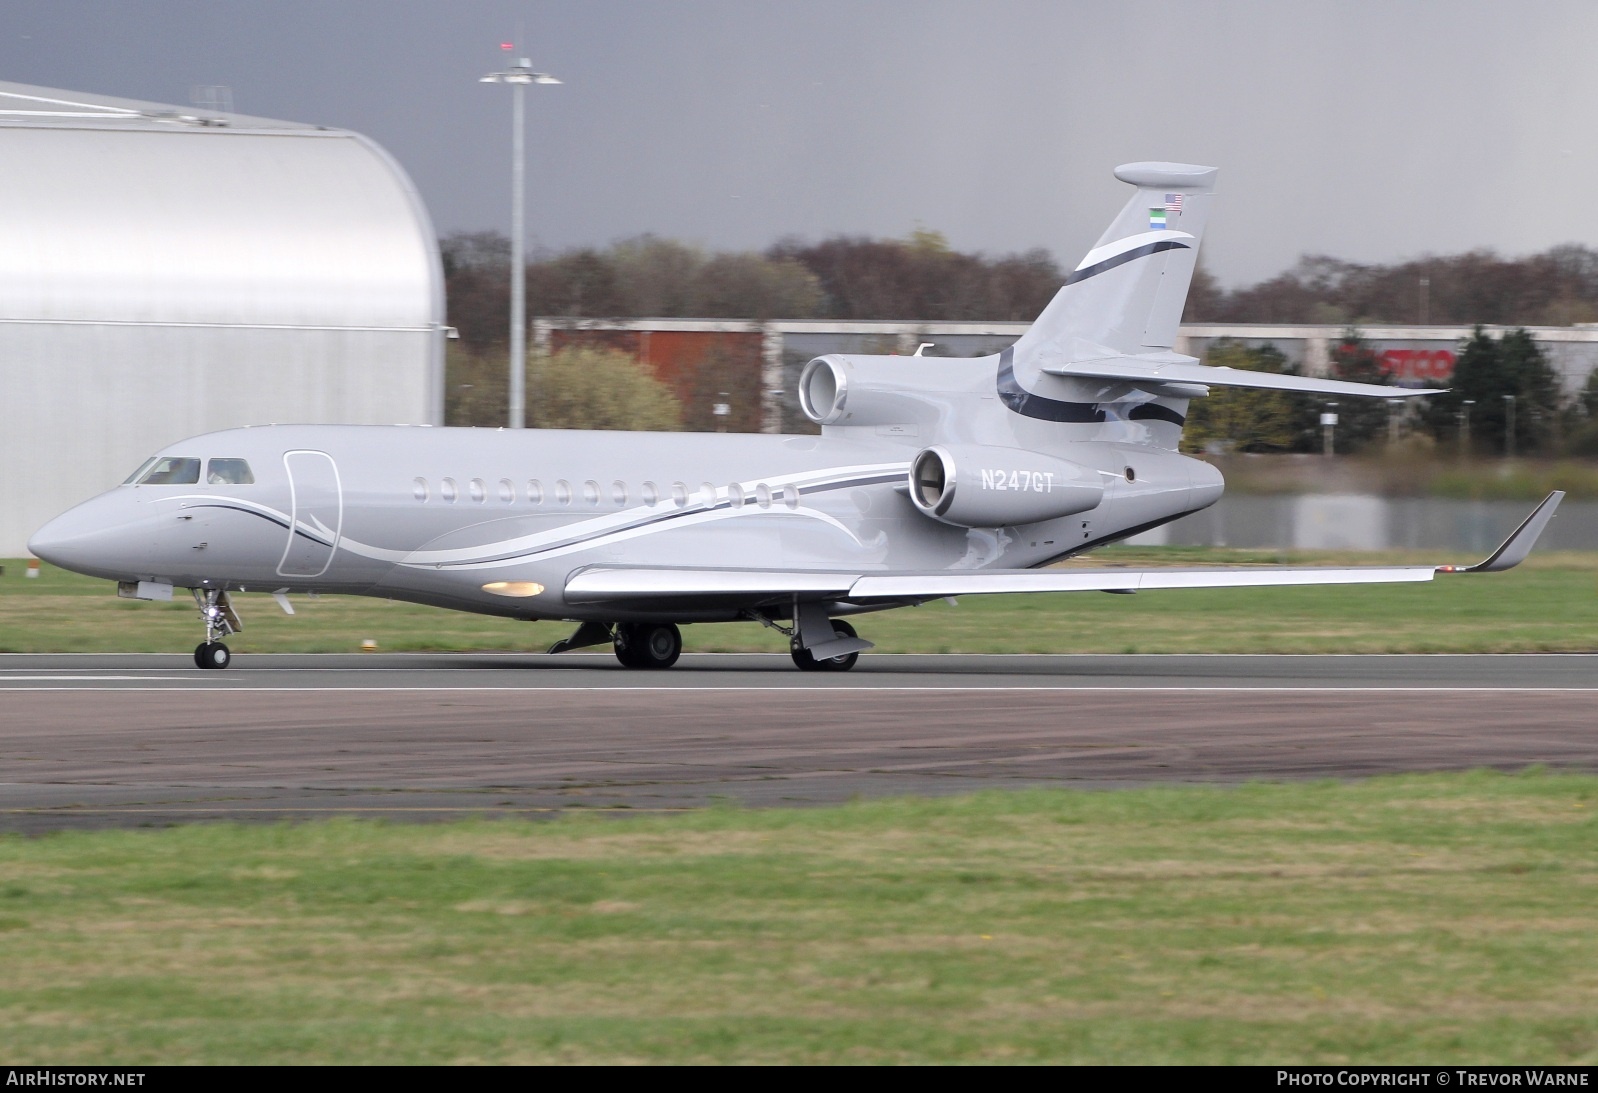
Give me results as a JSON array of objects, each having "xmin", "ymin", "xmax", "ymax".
[{"xmin": 1437, "ymin": 491, "xmax": 1564, "ymax": 574}]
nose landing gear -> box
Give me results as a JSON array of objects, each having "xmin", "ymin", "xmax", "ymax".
[
  {"xmin": 194, "ymin": 641, "xmax": 231, "ymax": 670},
  {"xmin": 192, "ymin": 588, "xmax": 240, "ymax": 670}
]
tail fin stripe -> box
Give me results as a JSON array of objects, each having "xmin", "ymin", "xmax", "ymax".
[
  {"xmin": 1064, "ymin": 239, "xmax": 1190, "ymax": 286},
  {"xmin": 1074, "ymin": 229, "xmax": 1195, "ymax": 272}
]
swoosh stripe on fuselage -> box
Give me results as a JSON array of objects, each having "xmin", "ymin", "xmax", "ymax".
[{"xmin": 166, "ymin": 464, "xmax": 909, "ymax": 575}]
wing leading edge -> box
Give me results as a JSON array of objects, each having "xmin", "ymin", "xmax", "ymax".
[{"xmin": 563, "ymin": 492, "xmax": 1563, "ymax": 604}]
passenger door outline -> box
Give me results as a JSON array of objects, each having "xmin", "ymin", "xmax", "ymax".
[{"xmin": 277, "ymin": 450, "xmax": 343, "ymax": 578}]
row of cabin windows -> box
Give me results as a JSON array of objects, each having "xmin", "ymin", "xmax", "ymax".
[{"xmin": 412, "ymin": 476, "xmax": 801, "ymax": 511}]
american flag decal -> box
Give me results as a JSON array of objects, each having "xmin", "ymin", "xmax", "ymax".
[{"xmin": 1164, "ymin": 193, "xmax": 1184, "ymax": 215}]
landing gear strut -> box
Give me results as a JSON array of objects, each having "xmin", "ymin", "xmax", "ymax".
[
  {"xmin": 192, "ymin": 588, "xmax": 239, "ymax": 670},
  {"xmin": 791, "ymin": 618, "xmax": 861, "ymax": 672},
  {"xmin": 613, "ymin": 622, "xmax": 683, "ymax": 669}
]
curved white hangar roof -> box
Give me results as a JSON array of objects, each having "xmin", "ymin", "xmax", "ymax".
[{"xmin": 0, "ymin": 81, "xmax": 446, "ymax": 555}]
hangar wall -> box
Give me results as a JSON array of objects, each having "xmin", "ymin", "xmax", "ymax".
[{"xmin": 0, "ymin": 82, "xmax": 444, "ymax": 555}]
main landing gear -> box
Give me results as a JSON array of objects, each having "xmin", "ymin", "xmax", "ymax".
[
  {"xmin": 613, "ymin": 622, "xmax": 683, "ymax": 669},
  {"xmin": 546, "ymin": 614, "xmax": 868, "ymax": 672},
  {"xmin": 547, "ymin": 620, "xmax": 685, "ymax": 669},
  {"xmin": 790, "ymin": 618, "xmax": 860, "ymax": 672},
  {"xmin": 192, "ymin": 588, "xmax": 240, "ymax": 670}
]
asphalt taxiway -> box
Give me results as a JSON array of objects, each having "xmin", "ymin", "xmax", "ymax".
[{"xmin": 2, "ymin": 653, "xmax": 1595, "ymax": 833}]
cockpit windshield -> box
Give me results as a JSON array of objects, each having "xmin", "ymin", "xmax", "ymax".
[
  {"xmin": 133, "ymin": 457, "xmax": 201, "ymax": 485},
  {"xmin": 122, "ymin": 458, "xmax": 158, "ymax": 485},
  {"xmin": 207, "ymin": 458, "xmax": 254, "ymax": 485}
]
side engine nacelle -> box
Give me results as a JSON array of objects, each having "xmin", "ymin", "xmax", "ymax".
[{"xmin": 909, "ymin": 444, "xmax": 1104, "ymax": 528}]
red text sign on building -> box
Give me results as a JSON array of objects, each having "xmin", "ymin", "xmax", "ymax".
[{"xmin": 1379, "ymin": 348, "xmax": 1455, "ymax": 385}]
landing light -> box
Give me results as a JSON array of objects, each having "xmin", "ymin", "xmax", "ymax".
[{"xmin": 482, "ymin": 581, "xmax": 545, "ymax": 597}]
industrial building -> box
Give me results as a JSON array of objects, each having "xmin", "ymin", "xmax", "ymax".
[{"xmin": 0, "ymin": 81, "xmax": 444, "ymax": 555}]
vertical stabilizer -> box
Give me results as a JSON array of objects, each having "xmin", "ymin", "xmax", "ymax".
[{"xmin": 1015, "ymin": 162, "xmax": 1217, "ymax": 366}]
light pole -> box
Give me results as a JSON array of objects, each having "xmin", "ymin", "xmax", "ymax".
[
  {"xmin": 1320, "ymin": 402, "xmax": 1339, "ymax": 458},
  {"xmin": 1460, "ymin": 399, "xmax": 1475, "ymax": 457},
  {"xmin": 481, "ymin": 53, "xmax": 560, "ymax": 429},
  {"xmin": 1503, "ymin": 393, "xmax": 1516, "ymax": 459}
]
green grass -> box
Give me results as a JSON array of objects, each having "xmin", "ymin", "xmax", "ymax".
[
  {"xmin": 2, "ymin": 772, "xmax": 1597, "ymax": 1063},
  {"xmin": 4, "ymin": 549, "xmax": 1598, "ymax": 654}
]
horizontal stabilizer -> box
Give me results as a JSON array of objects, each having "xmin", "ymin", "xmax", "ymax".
[{"xmin": 1045, "ymin": 353, "xmax": 1442, "ymax": 399}]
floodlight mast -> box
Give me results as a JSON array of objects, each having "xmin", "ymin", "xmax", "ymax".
[{"xmin": 481, "ymin": 56, "xmax": 561, "ymax": 429}]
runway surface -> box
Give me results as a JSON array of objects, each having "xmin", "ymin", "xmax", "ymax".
[{"xmin": 3, "ymin": 652, "xmax": 1596, "ymax": 833}]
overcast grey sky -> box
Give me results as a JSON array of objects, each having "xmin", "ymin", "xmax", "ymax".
[{"xmin": 3, "ymin": 1, "xmax": 1593, "ymax": 286}]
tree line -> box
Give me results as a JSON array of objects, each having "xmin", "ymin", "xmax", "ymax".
[
  {"xmin": 443, "ymin": 231, "xmax": 1598, "ymax": 451},
  {"xmin": 1185, "ymin": 246, "xmax": 1598, "ymax": 327},
  {"xmin": 1185, "ymin": 328, "xmax": 1598, "ymax": 458},
  {"xmin": 442, "ymin": 229, "xmax": 1066, "ymax": 350},
  {"xmin": 447, "ymin": 231, "xmax": 1598, "ymax": 344}
]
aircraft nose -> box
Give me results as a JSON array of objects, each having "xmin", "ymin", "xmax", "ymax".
[{"xmin": 28, "ymin": 499, "xmax": 133, "ymax": 579}]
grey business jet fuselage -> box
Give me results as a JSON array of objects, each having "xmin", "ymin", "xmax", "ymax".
[
  {"xmin": 30, "ymin": 382, "xmax": 1218, "ymax": 621},
  {"xmin": 30, "ymin": 162, "xmax": 1560, "ymax": 670}
]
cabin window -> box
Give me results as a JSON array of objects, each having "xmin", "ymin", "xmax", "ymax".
[
  {"xmin": 554, "ymin": 480, "xmax": 571, "ymax": 505},
  {"xmin": 728, "ymin": 483, "xmax": 745, "ymax": 508},
  {"xmin": 755, "ymin": 483, "xmax": 772, "ymax": 508},
  {"xmin": 413, "ymin": 477, "xmax": 429, "ymax": 502},
  {"xmin": 123, "ymin": 458, "xmax": 159, "ymax": 485},
  {"xmin": 583, "ymin": 480, "xmax": 601, "ymax": 506},
  {"xmin": 498, "ymin": 478, "xmax": 515, "ymax": 503},
  {"xmin": 528, "ymin": 479, "xmax": 543, "ymax": 504},
  {"xmin": 701, "ymin": 482, "xmax": 717, "ymax": 506},
  {"xmin": 611, "ymin": 480, "xmax": 628, "ymax": 505},
  {"xmin": 671, "ymin": 482, "xmax": 688, "ymax": 506},
  {"xmin": 206, "ymin": 458, "xmax": 254, "ymax": 485},
  {"xmin": 785, "ymin": 485, "xmax": 801, "ymax": 510},
  {"xmin": 642, "ymin": 481, "xmax": 660, "ymax": 507},
  {"xmin": 441, "ymin": 477, "xmax": 458, "ymax": 503},
  {"xmin": 469, "ymin": 478, "xmax": 486, "ymax": 503},
  {"xmin": 136, "ymin": 457, "xmax": 201, "ymax": 485}
]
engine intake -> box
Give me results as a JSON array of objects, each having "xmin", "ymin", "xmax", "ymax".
[{"xmin": 910, "ymin": 445, "xmax": 1104, "ymax": 528}]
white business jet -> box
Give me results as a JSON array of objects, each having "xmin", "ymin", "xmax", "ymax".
[{"xmin": 28, "ymin": 163, "xmax": 1562, "ymax": 670}]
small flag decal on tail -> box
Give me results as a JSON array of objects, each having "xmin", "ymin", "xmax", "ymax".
[
  {"xmin": 1149, "ymin": 208, "xmax": 1167, "ymax": 230},
  {"xmin": 1164, "ymin": 193, "xmax": 1184, "ymax": 215}
]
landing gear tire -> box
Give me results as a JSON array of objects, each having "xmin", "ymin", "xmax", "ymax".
[
  {"xmin": 194, "ymin": 642, "xmax": 231, "ymax": 670},
  {"xmin": 791, "ymin": 618, "xmax": 860, "ymax": 673},
  {"xmin": 613, "ymin": 622, "xmax": 683, "ymax": 669}
]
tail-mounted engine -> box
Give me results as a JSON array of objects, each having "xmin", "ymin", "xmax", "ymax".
[
  {"xmin": 910, "ymin": 444, "xmax": 1104, "ymax": 528},
  {"xmin": 799, "ymin": 354, "xmax": 978, "ymax": 429}
]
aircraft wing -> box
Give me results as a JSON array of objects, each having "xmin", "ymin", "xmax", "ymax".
[
  {"xmin": 1042, "ymin": 353, "xmax": 1444, "ymax": 399},
  {"xmin": 847, "ymin": 564, "xmax": 1435, "ymax": 598},
  {"xmin": 564, "ymin": 562, "xmax": 1436, "ymax": 603},
  {"xmin": 564, "ymin": 492, "xmax": 1562, "ymax": 604}
]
